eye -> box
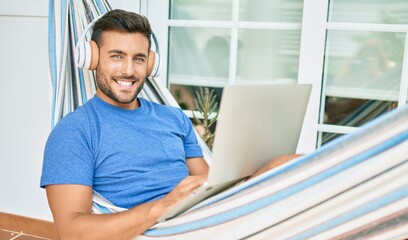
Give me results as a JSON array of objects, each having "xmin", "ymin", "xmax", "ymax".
[
  {"xmin": 134, "ymin": 57, "xmax": 145, "ymax": 63},
  {"xmin": 111, "ymin": 55, "xmax": 122, "ymax": 60}
]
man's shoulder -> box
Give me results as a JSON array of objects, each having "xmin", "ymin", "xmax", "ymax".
[
  {"xmin": 61, "ymin": 105, "xmax": 89, "ymax": 124},
  {"xmin": 51, "ymin": 101, "xmax": 94, "ymax": 134}
]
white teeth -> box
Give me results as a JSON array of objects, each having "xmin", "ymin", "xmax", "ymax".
[{"xmin": 117, "ymin": 80, "xmax": 132, "ymax": 86}]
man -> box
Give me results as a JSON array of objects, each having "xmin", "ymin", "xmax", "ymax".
[{"xmin": 41, "ymin": 9, "xmax": 298, "ymax": 240}]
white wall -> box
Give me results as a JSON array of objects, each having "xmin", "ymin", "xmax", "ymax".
[
  {"xmin": 0, "ymin": 0, "xmax": 52, "ymax": 221},
  {"xmin": 0, "ymin": 0, "xmax": 141, "ymax": 221}
]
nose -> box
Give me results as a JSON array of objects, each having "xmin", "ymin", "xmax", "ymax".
[{"xmin": 121, "ymin": 58, "xmax": 135, "ymax": 76}]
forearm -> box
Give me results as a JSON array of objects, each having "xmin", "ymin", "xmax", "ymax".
[
  {"xmin": 48, "ymin": 176, "xmax": 206, "ymax": 240},
  {"xmin": 56, "ymin": 200, "xmax": 164, "ymax": 240},
  {"xmin": 250, "ymin": 154, "xmax": 302, "ymax": 179}
]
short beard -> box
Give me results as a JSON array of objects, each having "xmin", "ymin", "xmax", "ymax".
[{"xmin": 96, "ymin": 69, "xmax": 145, "ymax": 104}]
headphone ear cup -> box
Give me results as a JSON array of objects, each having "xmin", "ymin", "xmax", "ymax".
[
  {"xmin": 88, "ymin": 41, "xmax": 99, "ymax": 70},
  {"xmin": 75, "ymin": 40, "xmax": 99, "ymax": 70},
  {"xmin": 147, "ymin": 50, "xmax": 160, "ymax": 77}
]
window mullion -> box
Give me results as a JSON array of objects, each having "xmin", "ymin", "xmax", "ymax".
[
  {"xmin": 399, "ymin": 34, "xmax": 408, "ymax": 107},
  {"xmin": 296, "ymin": 0, "xmax": 330, "ymax": 152},
  {"xmin": 237, "ymin": 21, "xmax": 301, "ymax": 30},
  {"xmin": 168, "ymin": 20, "xmax": 232, "ymax": 28},
  {"xmin": 327, "ymin": 22, "xmax": 408, "ymax": 33},
  {"xmin": 228, "ymin": 0, "xmax": 240, "ymax": 85},
  {"xmin": 144, "ymin": 0, "xmax": 169, "ymax": 86}
]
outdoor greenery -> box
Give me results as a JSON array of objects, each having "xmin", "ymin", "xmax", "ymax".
[{"xmin": 192, "ymin": 87, "xmax": 219, "ymax": 150}]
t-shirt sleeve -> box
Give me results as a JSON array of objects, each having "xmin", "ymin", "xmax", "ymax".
[
  {"xmin": 179, "ymin": 109, "xmax": 204, "ymax": 158},
  {"xmin": 40, "ymin": 115, "xmax": 94, "ymax": 188}
]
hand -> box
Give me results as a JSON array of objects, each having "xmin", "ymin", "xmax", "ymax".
[
  {"xmin": 158, "ymin": 175, "xmax": 207, "ymax": 212},
  {"xmin": 249, "ymin": 154, "xmax": 302, "ymax": 180}
]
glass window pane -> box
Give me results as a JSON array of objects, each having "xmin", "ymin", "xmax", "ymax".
[
  {"xmin": 324, "ymin": 31, "xmax": 404, "ymax": 97},
  {"xmin": 170, "ymin": 0, "xmax": 232, "ymax": 21},
  {"xmin": 236, "ymin": 29, "xmax": 301, "ymax": 83},
  {"xmin": 239, "ymin": 0, "xmax": 303, "ymax": 22},
  {"xmin": 321, "ymin": 132, "xmax": 344, "ymax": 146},
  {"xmin": 324, "ymin": 97, "xmax": 397, "ymax": 127},
  {"xmin": 329, "ymin": 0, "xmax": 408, "ymax": 24},
  {"xmin": 168, "ymin": 27, "xmax": 230, "ymax": 87},
  {"xmin": 322, "ymin": 30, "xmax": 403, "ymax": 127}
]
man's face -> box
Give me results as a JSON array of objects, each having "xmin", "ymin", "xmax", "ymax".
[{"xmin": 95, "ymin": 30, "xmax": 149, "ymax": 109}]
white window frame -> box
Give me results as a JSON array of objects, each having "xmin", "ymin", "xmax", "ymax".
[
  {"xmin": 316, "ymin": 2, "xmax": 408, "ymax": 147},
  {"xmin": 296, "ymin": 0, "xmax": 329, "ymax": 153},
  {"xmin": 144, "ymin": 0, "xmax": 408, "ymax": 153}
]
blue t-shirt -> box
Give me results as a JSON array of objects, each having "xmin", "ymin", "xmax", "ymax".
[{"xmin": 40, "ymin": 96, "xmax": 203, "ymax": 209}]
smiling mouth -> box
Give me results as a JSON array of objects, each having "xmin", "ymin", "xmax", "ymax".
[
  {"xmin": 116, "ymin": 80, "xmax": 134, "ymax": 87},
  {"xmin": 116, "ymin": 81, "xmax": 133, "ymax": 87}
]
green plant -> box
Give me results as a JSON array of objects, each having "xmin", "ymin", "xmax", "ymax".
[{"xmin": 192, "ymin": 87, "xmax": 219, "ymax": 149}]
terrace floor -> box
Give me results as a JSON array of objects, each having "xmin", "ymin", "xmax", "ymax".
[
  {"xmin": 0, "ymin": 229, "xmax": 52, "ymax": 240},
  {"xmin": 0, "ymin": 213, "xmax": 56, "ymax": 240}
]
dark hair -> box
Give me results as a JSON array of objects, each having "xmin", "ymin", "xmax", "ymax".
[{"xmin": 91, "ymin": 9, "xmax": 152, "ymax": 50}]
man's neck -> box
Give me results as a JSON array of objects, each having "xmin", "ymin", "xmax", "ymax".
[{"xmin": 96, "ymin": 90, "xmax": 140, "ymax": 110}]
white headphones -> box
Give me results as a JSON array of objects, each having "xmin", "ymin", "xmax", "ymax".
[{"xmin": 74, "ymin": 13, "xmax": 161, "ymax": 78}]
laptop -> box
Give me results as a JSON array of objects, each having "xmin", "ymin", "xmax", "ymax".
[{"xmin": 158, "ymin": 83, "xmax": 312, "ymax": 222}]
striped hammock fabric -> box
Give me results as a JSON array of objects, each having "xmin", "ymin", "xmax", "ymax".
[
  {"xmin": 50, "ymin": 0, "xmax": 408, "ymax": 239},
  {"xmin": 92, "ymin": 105, "xmax": 408, "ymax": 240}
]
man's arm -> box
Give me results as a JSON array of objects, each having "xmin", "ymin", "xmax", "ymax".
[
  {"xmin": 186, "ymin": 157, "xmax": 209, "ymax": 176},
  {"xmin": 46, "ymin": 175, "xmax": 206, "ymax": 240},
  {"xmin": 249, "ymin": 154, "xmax": 301, "ymax": 179}
]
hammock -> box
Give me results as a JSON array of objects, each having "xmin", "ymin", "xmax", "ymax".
[
  {"xmin": 49, "ymin": 0, "xmax": 408, "ymax": 239},
  {"xmin": 92, "ymin": 105, "xmax": 408, "ymax": 240}
]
